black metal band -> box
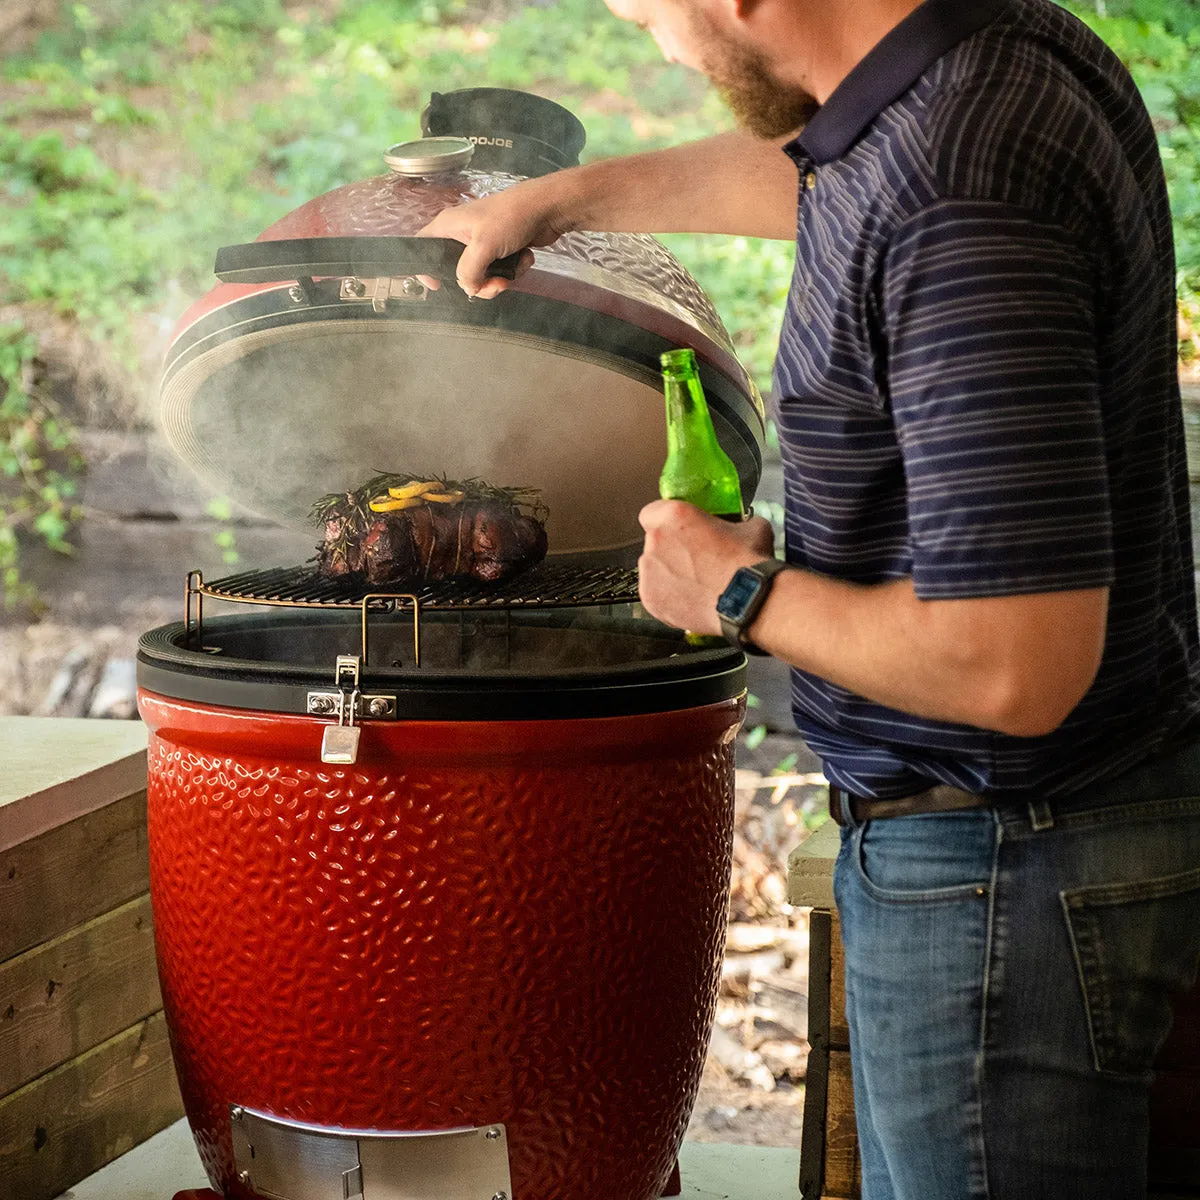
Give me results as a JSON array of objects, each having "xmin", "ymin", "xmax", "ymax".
[{"xmin": 137, "ymin": 613, "xmax": 748, "ymax": 722}]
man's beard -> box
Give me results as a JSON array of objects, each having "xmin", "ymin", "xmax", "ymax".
[{"xmin": 696, "ymin": 14, "xmax": 818, "ymax": 137}]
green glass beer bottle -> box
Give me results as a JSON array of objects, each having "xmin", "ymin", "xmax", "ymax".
[
  {"xmin": 658, "ymin": 348, "xmax": 744, "ymax": 647},
  {"xmin": 658, "ymin": 348, "xmax": 745, "ymax": 520}
]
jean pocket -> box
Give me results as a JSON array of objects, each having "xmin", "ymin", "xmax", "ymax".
[
  {"xmin": 1061, "ymin": 865, "xmax": 1200, "ymax": 1078},
  {"xmin": 850, "ymin": 813, "xmax": 996, "ymax": 904}
]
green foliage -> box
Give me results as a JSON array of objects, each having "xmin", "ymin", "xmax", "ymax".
[
  {"xmin": 0, "ymin": 130, "xmax": 163, "ymax": 352},
  {"xmin": 744, "ymin": 723, "xmax": 768, "ymax": 751},
  {"xmin": 204, "ymin": 496, "xmax": 242, "ymax": 565},
  {"xmin": 0, "ymin": 323, "xmax": 85, "ymax": 611},
  {"xmin": 1065, "ymin": 1, "xmax": 1200, "ymax": 354},
  {"xmin": 1073, "ymin": 0, "xmax": 1200, "ymax": 38},
  {"xmin": 1, "ymin": 0, "xmax": 1198, "ymax": 399}
]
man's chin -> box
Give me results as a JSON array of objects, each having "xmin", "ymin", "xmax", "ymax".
[{"xmin": 721, "ymin": 88, "xmax": 819, "ymax": 138}]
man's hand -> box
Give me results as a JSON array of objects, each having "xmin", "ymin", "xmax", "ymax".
[
  {"xmin": 416, "ymin": 177, "xmax": 569, "ymax": 298},
  {"xmin": 637, "ymin": 500, "xmax": 776, "ymax": 634}
]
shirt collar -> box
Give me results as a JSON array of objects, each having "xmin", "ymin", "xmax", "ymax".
[{"xmin": 787, "ymin": 0, "xmax": 1013, "ymax": 165}]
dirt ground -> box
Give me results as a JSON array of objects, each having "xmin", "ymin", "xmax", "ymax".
[{"xmin": 689, "ymin": 1070, "xmax": 807, "ymax": 1147}]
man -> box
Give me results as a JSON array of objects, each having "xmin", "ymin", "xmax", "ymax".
[{"xmin": 419, "ymin": 1, "xmax": 1200, "ymax": 1196}]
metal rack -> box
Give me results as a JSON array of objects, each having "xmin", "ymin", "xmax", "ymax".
[{"xmin": 184, "ymin": 562, "xmax": 641, "ymax": 667}]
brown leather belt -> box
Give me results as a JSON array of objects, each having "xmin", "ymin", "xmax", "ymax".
[{"xmin": 829, "ymin": 783, "xmax": 993, "ymax": 827}]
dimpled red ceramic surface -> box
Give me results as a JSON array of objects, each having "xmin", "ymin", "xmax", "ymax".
[{"xmin": 140, "ymin": 692, "xmax": 743, "ymax": 1199}]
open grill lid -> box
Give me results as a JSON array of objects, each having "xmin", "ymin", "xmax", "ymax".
[{"xmin": 159, "ymin": 89, "xmax": 765, "ymax": 559}]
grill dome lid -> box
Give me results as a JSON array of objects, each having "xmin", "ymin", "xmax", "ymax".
[{"xmin": 159, "ymin": 90, "xmax": 764, "ymax": 558}]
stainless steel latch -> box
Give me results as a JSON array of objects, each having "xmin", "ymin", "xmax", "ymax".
[
  {"xmin": 316, "ymin": 655, "xmax": 397, "ymax": 765},
  {"xmin": 320, "ymin": 687, "xmax": 360, "ymax": 765}
]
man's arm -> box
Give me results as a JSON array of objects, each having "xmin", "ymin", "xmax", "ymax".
[
  {"xmin": 638, "ymin": 502, "xmax": 1108, "ymax": 738},
  {"xmin": 539, "ymin": 130, "xmax": 801, "ymax": 238},
  {"xmin": 419, "ymin": 130, "xmax": 800, "ymax": 297}
]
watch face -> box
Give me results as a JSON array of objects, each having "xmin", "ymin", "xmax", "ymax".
[{"xmin": 717, "ymin": 569, "xmax": 761, "ymax": 620}]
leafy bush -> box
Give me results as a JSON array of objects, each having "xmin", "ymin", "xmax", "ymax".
[
  {"xmin": 1, "ymin": 0, "xmax": 1197, "ymax": 388},
  {"xmin": 0, "ymin": 323, "xmax": 85, "ymax": 610}
]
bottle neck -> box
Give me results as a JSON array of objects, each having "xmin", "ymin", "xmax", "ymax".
[{"xmin": 664, "ymin": 376, "xmax": 722, "ymax": 452}]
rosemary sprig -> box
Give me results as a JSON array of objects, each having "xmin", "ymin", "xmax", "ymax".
[{"xmin": 309, "ymin": 472, "xmax": 547, "ymax": 526}]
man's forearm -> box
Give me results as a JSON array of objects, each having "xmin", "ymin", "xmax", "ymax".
[
  {"xmin": 547, "ymin": 130, "xmax": 800, "ymax": 240},
  {"xmin": 748, "ymin": 570, "xmax": 1108, "ymax": 738},
  {"xmin": 635, "ymin": 500, "xmax": 1108, "ymax": 739}
]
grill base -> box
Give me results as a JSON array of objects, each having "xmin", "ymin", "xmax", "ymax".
[{"xmin": 141, "ymin": 691, "xmax": 742, "ymax": 1200}]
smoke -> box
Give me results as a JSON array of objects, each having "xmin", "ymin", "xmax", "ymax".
[
  {"xmin": 157, "ymin": 89, "xmax": 758, "ymax": 566},
  {"xmin": 168, "ymin": 313, "xmax": 669, "ymax": 558}
]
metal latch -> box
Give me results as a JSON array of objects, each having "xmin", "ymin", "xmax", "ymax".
[
  {"xmin": 317, "ymin": 655, "xmax": 374, "ymax": 765},
  {"xmin": 339, "ymin": 275, "xmax": 429, "ymax": 311},
  {"xmin": 320, "ymin": 686, "xmax": 361, "ymax": 765},
  {"xmin": 312, "ymin": 654, "xmax": 402, "ymax": 765}
]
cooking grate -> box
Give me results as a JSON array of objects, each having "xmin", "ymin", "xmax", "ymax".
[
  {"xmin": 194, "ymin": 561, "xmax": 640, "ymax": 610},
  {"xmin": 184, "ymin": 562, "xmax": 641, "ymax": 667}
]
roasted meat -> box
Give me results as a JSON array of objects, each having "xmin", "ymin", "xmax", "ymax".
[{"xmin": 312, "ymin": 476, "xmax": 548, "ymax": 586}]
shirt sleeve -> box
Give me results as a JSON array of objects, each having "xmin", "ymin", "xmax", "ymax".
[{"xmin": 881, "ymin": 198, "xmax": 1114, "ymax": 599}]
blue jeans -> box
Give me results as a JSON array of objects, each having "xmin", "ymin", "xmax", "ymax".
[{"xmin": 832, "ymin": 735, "xmax": 1200, "ymax": 1200}]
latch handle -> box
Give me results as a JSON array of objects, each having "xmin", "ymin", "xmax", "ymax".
[{"xmin": 335, "ymin": 655, "xmax": 361, "ymax": 689}]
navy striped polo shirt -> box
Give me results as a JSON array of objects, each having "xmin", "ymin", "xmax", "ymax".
[{"xmin": 772, "ymin": 0, "xmax": 1200, "ymax": 799}]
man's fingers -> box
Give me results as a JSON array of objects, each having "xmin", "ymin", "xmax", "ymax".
[
  {"xmin": 455, "ymin": 243, "xmax": 535, "ymax": 299},
  {"xmin": 455, "ymin": 238, "xmax": 501, "ymax": 296},
  {"xmin": 417, "ymin": 203, "xmax": 538, "ymax": 299},
  {"xmin": 470, "ymin": 278, "xmax": 512, "ymax": 301}
]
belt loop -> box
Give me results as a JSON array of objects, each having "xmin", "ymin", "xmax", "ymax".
[
  {"xmin": 829, "ymin": 785, "xmax": 850, "ymax": 828},
  {"xmin": 1028, "ymin": 799, "xmax": 1055, "ymax": 831}
]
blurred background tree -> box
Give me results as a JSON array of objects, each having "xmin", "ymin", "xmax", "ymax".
[{"xmin": 3, "ymin": 0, "xmax": 1197, "ymax": 380}]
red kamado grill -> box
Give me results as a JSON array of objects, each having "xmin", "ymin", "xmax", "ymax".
[{"xmin": 138, "ymin": 88, "xmax": 766, "ymax": 1200}]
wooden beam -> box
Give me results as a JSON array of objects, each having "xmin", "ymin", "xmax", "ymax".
[
  {"xmin": 799, "ymin": 908, "xmax": 831, "ymax": 1200},
  {"xmin": 0, "ymin": 790, "xmax": 149, "ymax": 961},
  {"xmin": 829, "ymin": 919, "xmax": 848, "ymax": 1051},
  {"xmin": 0, "ymin": 894, "xmax": 161, "ymax": 1096},
  {"xmin": 824, "ymin": 1049, "xmax": 862, "ymax": 1198},
  {"xmin": 0, "ymin": 1012, "xmax": 183, "ymax": 1200}
]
